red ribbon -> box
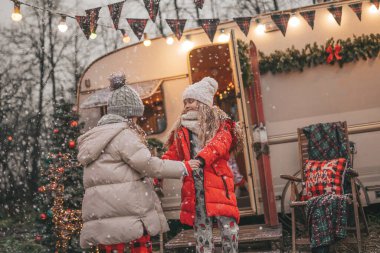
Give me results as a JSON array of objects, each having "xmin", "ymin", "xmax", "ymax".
[{"xmin": 326, "ymin": 44, "xmax": 342, "ymax": 63}]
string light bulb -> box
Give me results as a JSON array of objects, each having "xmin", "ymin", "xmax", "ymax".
[
  {"xmin": 143, "ymin": 33, "xmax": 152, "ymax": 47},
  {"xmin": 255, "ymin": 19, "xmax": 266, "ymax": 35},
  {"xmin": 166, "ymin": 36, "xmax": 174, "ymax": 45},
  {"xmin": 89, "ymin": 32, "xmax": 97, "ymax": 40},
  {"xmin": 58, "ymin": 16, "xmax": 68, "ymax": 33},
  {"xmin": 289, "ymin": 13, "xmax": 300, "ymax": 27},
  {"xmin": 181, "ymin": 35, "xmax": 195, "ymax": 52},
  {"xmin": 217, "ymin": 28, "xmax": 230, "ymax": 43},
  {"xmin": 11, "ymin": 1, "xmax": 22, "ymax": 22},
  {"xmin": 369, "ymin": 4, "xmax": 379, "ymax": 13},
  {"xmin": 122, "ymin": 34, "xmax": 131, "ymax": 44}
]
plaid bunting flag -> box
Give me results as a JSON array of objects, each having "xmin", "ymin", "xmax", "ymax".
[
  {"xmin": 300, "ymin": 10, "xmax": 316, "ymax": 30},
  {"xmin": 327, "ymin": 6, "xmax": 343, "ymax": 26},
  {"xmin": 371, "ymin": 0, "xmax": 380, "ymax": 10},
  {"xmin": 271, "ymin": 14, "xmax": 290, "ymax": 37},
  {"xmin": 194, "ymin": 0, "xmax": 205, "ymax": 9},
  {"xmin": 166, "ymin": 19, "xmax": 187, "ymax": 40},
  {"xmin": 85, "ymin": 7, "xmax": 101, "ymax": 34},
  {"xmin": 75, "ymin": 16, "xmax": 91, "ymax": 39},
  {"xmin": 349, "ymin": 3, "xmax": 362, "ymax": 21},
  {"xmin": 108, "ymin": 1, "xmax": 124, "ymax": 30},
  {"xmin": 126, "ymin": 18, "xmax": 148, "ymax": 40},
  {"xmin": 198, "ymin": 19, "xmax": 220, "ymax": 42},
  {"xmin": 233, "ymin": 17, "xmax": 252, "ymax": 36},
  {"xmin": 143, "ymin": 0, "xmax": 160, "ymax": 22}
]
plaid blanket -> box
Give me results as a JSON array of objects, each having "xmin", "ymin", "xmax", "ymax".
[
  {"xmin": 303, "ymin": 122, "xmax": 350, "ymax": 164},
  {"xmin": 306, "ymin": 194, "xmax": 349, "ymax": 248}
]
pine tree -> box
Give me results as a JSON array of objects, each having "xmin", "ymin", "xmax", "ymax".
[{"xmin": 35, "ymin": 99, "xmax": 84, "ymax": 252}]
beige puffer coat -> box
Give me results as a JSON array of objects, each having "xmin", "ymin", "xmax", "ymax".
[{"xmin": 77, "ymin": 116, "xmax": 184, "ymax": 248}]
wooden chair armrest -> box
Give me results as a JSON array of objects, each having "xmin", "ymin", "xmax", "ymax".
[
  {"xmin": 289, "ymin": 201, "xmax": 307, "ymax": 207},
  {"xmin": 345, "ymin": 168, "xmax": 359, "ymax": 178},
  {"xmin": 280, "ymin": 174, "xmax": 302, "ymax": 182}
]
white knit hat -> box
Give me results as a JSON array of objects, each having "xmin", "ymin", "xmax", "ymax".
[{"xmin": 182, "ymin": 77, "xmax": 218, "ymax": 107}]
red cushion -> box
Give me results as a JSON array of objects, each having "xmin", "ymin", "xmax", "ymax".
[{"xmin": 302, "ymin": 158, "xmax": 346, "ymax": 200}]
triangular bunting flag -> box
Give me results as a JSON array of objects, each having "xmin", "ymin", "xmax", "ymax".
[
  {"xmin": 166, "ymin": 19, "xmax": 187, "ymax": 41},
  {"xmin": 327, "ymin": 6, "xmax": 343, "ymax": 26},
  {"xmin": 108, "ymin": 1, "xmax": 124, "ymax": 30},
  {"xmin": 75, "ymin": 16, "xmax": 91, "ymax": 39},
  {"xmin": 194, "ymin": 0, "xmax": 205, "ymax": 9},
  {"xmin": 233, "ymin": 17, "xmax": 252, "ymax": 36},
  {"xmin": 198, "ymin": 19, "xmax": 220, "ymax": 42},
  {"xmin": 371, "ymin": 0, "xmax": 380, "ymax": 10},
  {"xmin": 300, "ymin": 10, "xmax": 316, "ymax": 30},
  {"xmin": 85, "ymin": 7, "xmax": 101, "ymax": 34},
  {"xmin": 143, "ymin": 0, "xmax": 160, "ymax": 22},
  {"xmin": 126, "ymin": 18, "xmax": 148, "ymax": 40},
  {"xmin": 349, "ymin": 3, "xmax": 362, "ymax": 21},
  {"xmin": 271, "ymin": 14, "xmax": 290, "ymax": 37}
]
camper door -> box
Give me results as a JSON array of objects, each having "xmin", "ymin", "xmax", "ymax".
[{"xmin": 186, "ymin": 33, "xmax": 257, "ymax": 216}]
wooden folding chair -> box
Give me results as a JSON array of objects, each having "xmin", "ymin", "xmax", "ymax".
[{"xmin": 280, "ymin": 121, "xmax": 368, "ymax": 253}]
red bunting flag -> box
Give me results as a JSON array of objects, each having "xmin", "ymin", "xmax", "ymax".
[
  {"xmin": 349, "ymin": 3, "xmax": 362, "ymax": 21},
  {"xmin": 371, "ymin": 0, "xmax": 380, "ymax": 10},
  {"xmin": 194, "ymin": 0, "xmax": 205, "ymax": 9},
  {"xmin": 126, "ymin": 19, "xmax": 148, "ymax": 40},
  {"xmin": 271, "ymin": 14, "xmax": 290, "ymax": 37},
  {"xmin": 198, "ymin": 19, "xmax": 220, "ymax": 42},
  {"xmin": 300, "ymin": 10, "xmax": 316, "ymax": 30},
  {"xmin": 143, "ymin": 0, "xmax": 160, "ymax": 22},
  {"xmin": 327, "ymin": 6, "xmax": 343, "ymax": 26},
  {"xmin": 108, "ymin": 1, "xmax": 124, "ymax": 30},
  {"xmin": 76, "ymin": 7, "xmax": 101, "ymax": 39},
  {"xmin": 233, "ymin": 17, "xmax": 252, "ymax": 36},
  {"xmin": 166, "ymin": 19, "xmax": 187, "ymax": 41}
]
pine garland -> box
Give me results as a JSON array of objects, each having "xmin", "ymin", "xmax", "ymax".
[{"xmin": 258, "ymin": 33, "xmax": 380, "ymax": 75}]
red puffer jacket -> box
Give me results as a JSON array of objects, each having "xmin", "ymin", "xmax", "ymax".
[{"xmin": 162, "ymin": 120, "xmax": 240, "ymax": 226}]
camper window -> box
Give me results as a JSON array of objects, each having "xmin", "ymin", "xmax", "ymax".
[{"xmin": 137, "ymin": 85, "xmax": 167, "ymax": 135}]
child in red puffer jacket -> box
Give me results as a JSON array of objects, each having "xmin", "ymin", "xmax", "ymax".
[{"xmin": 162, "ymin": 77, "xmax": 242, "ymax": 253}]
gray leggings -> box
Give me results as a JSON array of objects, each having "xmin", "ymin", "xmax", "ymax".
[{"xmin": 193, "ymin": 169, "xmax": 239, "ymax": 253}]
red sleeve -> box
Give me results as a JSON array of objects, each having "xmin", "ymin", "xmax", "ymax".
[
  {"xmin": 162, "ymin": 132, "xmax": 181, "ymax": 161},
  {"xmin": 196, "ymin": 121, "xmax": 232, "ymax": 168}
]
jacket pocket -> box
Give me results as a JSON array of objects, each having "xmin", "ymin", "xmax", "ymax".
[{"xmin": 221, "ymin": 176, "xmax": 230, "ymax": 200}]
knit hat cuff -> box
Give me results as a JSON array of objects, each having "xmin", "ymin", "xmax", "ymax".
[
  {"xmin": 182, "ymin": 93, "xmax": 213, "ymax": 107},
  {"xmin": 108, "ymin": 105, "xmax": 144, "ymax": 118}
]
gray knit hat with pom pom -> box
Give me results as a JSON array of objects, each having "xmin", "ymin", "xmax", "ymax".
[
  {"xmin": 107, "ymin": 72, "xmax": 144, "ymax": 118},
  {"xmin": 182, "ymin": 76, "xmax": 218, "ymax": 107}
]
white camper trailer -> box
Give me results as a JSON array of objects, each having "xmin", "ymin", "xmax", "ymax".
[{"xmin": 77, "ymin": 0, "xmax": 380, "ymax": 233}]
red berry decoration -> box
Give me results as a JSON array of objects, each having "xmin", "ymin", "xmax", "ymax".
[
  {"xmin": 35, "ymin": 235, "xmax": 42, "ymax": 242},
  {"xmin": 7, "ymin": 136, "xmax": 13, "ymax": 141},
  {"xmin": 70, "ymin": 120, "xmax": 78, "ymax": 127},
  {"xmin": 68, "ymin": 140, "xmax": 76, "ymax": 149},
  {"xmin": 53, "ymin": 128, "xmax": 59, "ymax": 134},
  {"xmin": 57, "ymin": 167, "xmax": 65, "ymax": 173},
  {"xmin": 38, "ymin": 186, "xmax": 46, "ymax": 193},
  {"xmin": 40, "ymin": 213, "xmax": 47, "ymax": 220}
]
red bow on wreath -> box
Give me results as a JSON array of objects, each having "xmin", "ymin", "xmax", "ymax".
[{"xmin": 326, "ymin": 44, "xmax": 342, "ymax": 64}]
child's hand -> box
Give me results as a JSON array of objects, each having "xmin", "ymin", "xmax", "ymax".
[{"xmin": 188, "ymin": 159, "xmax": 201, "ymax": 169}]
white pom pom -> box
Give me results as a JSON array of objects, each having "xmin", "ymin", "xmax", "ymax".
[{"xmin": 109, "ymin": 72, "xmax": 126, "ymax": 91}]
